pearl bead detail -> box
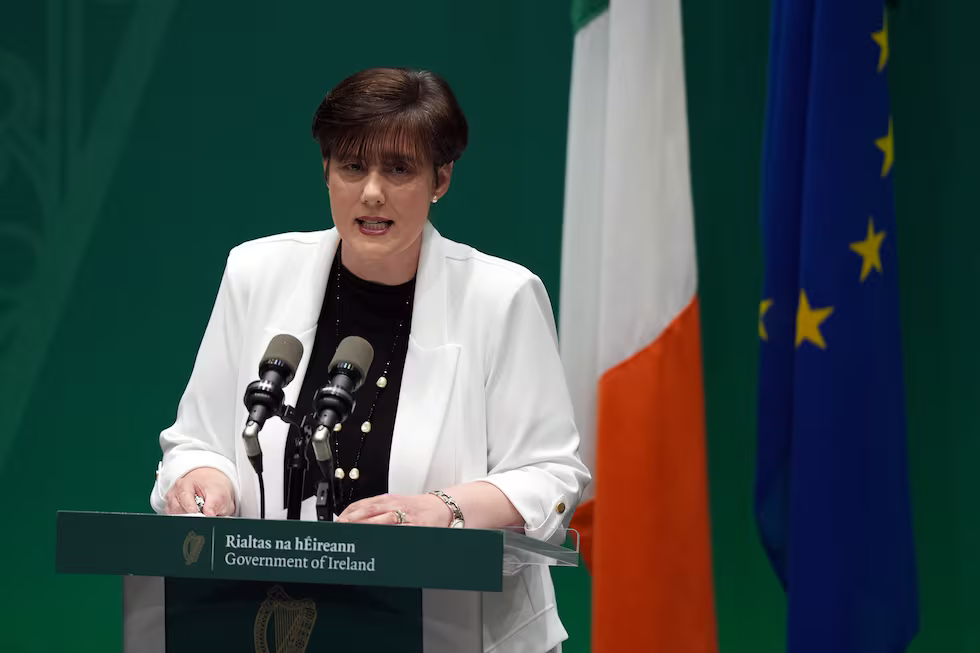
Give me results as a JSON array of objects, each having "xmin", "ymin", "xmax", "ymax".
[
  {"xmin": 376, "ymin": 376, "xmax": 387, "ymax": 388},
  {"xmin": 349, "ymin": 468, "xmax": 360, "ymax": 480},
  {"xmin": 361, "ymin": 421, "xmax": 372, "ymax": 433},
  {"xmin": 334, "ymin": 468, "xmax": 345, "ymax": 480}
]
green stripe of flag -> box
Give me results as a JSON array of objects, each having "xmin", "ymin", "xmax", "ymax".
[{"xmin": 572, "ymin": 0, "xmax": 608, "ymax": 32}]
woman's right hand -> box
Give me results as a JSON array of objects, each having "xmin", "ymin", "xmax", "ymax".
[{"xmin": 164, "ymin": 467, "xmax": 236, "ymax": 516}]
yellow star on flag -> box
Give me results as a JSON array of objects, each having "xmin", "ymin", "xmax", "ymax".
[
  {"xmin": 850, "ymin": 217, "xmax": 886, "ymax": 282},
  {"xmin": 759, "ymin": 299, "xmax": 774, "ymax": 341},
  {"xmin": 872, "ymin": 14, "xmax": 889, "ymax": 72},
  {"xmin": 796, "ymin": 290, "xmax": 833, "ymax": 350},
  {"xmin": 876, "ymin": 118, "xmax": 894, "ymax": 178}
]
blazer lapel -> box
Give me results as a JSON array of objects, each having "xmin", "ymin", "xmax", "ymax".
[
  {"xmin": 389, "ymin": 223, "xmax": 461, "ymax": 495},
  {"xmin": 238, "ymin": 231, "xmax": 337, "ymax": 517},
  {"xmin": 264, "ymin": 229, "xmax": 340, "ymax": 409}
]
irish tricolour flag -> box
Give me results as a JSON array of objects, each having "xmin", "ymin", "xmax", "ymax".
[{"xmin": 559, "ymin": 0, "xmax": 718, "ymax": 650}]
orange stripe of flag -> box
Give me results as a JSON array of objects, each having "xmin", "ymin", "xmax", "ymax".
[{"xmin": 591, "ymin": 296, "xmax": 717, "ymax": 653}]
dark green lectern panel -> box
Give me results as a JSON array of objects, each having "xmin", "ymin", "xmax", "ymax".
[
  {"xmin": 55, "ymin": 511, "xmax": 503, "ymax": 591},
  {"xmin": 165, "ymin": 579, "xmax": 422, "ymax": 653}
]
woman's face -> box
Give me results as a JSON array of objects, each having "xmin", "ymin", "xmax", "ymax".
[{"xmin": 324, "ymin": 154, "xmax": 451, "ymax": 274}]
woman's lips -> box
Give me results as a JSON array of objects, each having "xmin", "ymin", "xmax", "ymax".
[{"xmin": 356, "ymin": 218, "xmax": 393, "ymax": 236}]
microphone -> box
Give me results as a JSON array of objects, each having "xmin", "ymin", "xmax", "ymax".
[
  {"xmin": 242, "ymin": 334, "xmax": 304, "ymax": 474},
  {"xmin": 311, "ymin": 336, "xmax": 374, "ymax": 469}
]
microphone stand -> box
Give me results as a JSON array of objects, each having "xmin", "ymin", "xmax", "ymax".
[
  {"xmin": 312, "ymin": 424, "xmax": 342, "ymax": 522},
  {"xmin": 282, "ymin": 408, "xmax": 343, "ymax": 522},
  {"xmin": 279, "ymin": 405, "xmax": 310, "ymax": 521},
  {"xmin": 279, "ymin": 362, "xmax": 365, "ymax": 522}
]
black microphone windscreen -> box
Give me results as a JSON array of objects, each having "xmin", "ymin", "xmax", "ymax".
[
  {"xmin": 263, "ymin": 334, "xmax": 304, "ymax": 374},
  {"xmin": 329, "ymin": 336, "xmax": 375, "ymax": 380}
]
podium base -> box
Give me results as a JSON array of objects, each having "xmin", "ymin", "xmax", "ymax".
[
  {"xmin": 123, "ymin": 576, "xmax": 422, "ymax": 652},
  {"xmin": 165, "ymin": 578, "xmax": 423, "ymax": 652}
]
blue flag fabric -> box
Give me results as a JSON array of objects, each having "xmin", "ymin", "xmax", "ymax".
[{"xmin": 755, "ymin": 1, "xmax": 919, "ymax": 651}]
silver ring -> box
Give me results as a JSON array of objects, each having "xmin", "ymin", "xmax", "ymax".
[
  {"xmin": 194, "ymin": 494, "xmax": 205, "ymax": 513},
  {"xmin": 393, "ymin": 509, "xmax": 407, "ymax": 524}
]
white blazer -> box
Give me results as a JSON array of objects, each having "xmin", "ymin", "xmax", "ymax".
[{"xmin": 150, "ymin": 223, "xmax": 590, "ymax": 653}]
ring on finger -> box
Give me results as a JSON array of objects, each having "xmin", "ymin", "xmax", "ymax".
[
  {"xmin": 393, "ymin": 509, "xmax": 407, "ymax": 524},
  {"xmin": 195, "ymin": 494, "xmax": 205, "ymax": 513}
]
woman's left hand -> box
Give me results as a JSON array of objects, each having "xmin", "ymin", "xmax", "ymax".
[{"xmin": 337, "ymin": 493, "xmax": 452, "ymax": 527}]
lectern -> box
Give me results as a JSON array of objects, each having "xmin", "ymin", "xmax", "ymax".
[{"xmin": 55, "ymin": 511, "xmax": 578, "ymax": 652}]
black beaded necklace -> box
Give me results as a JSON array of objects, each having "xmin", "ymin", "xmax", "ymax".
[{"xmin": 331, "ymin": 245, "xmax": 413, "ymax": 505}]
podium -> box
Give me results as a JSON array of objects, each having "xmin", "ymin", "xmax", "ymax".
[{"xmin": 55, "ymin": 511, "xmax": 578, "ymax": 652}]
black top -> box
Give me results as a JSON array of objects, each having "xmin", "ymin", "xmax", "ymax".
[{"xmin": 284, "ymin": 245, "xmax": 415, "ymax": 515}]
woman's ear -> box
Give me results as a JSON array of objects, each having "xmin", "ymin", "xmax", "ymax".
[
  {"xmin": 322, "ymin": 158, "xmax": 330, "ymax": 188},
  {"xmin": 433, "ymin": 162, "xmax": 453, "ymax": 200}
]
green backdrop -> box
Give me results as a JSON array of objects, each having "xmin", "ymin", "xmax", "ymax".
[{"xmin": 0, "ymin": 1, "xmax": 975, "ymax": 652}]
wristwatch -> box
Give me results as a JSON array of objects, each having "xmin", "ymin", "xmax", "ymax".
[{"xmin": 429, "ymin": 490, "xmax": 465, "ymax": 528}]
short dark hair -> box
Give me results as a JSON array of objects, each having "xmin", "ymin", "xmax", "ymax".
[{"xmin": 311, "ymin": 68, "xmax": 468, "ymax": 170}]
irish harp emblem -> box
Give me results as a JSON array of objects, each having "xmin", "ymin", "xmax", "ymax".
[
  {"xmin": 182, "ymin": 530, "xmax": 205, "ymax": 566},
  {"xmin": 254, "ymin": 586, "xmax": 317, "ymax": 653}
]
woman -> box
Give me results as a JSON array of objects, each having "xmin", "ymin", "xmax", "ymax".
[{"xmin": 150, "ymin": 67, "xmax": 590, "ymax": 653}]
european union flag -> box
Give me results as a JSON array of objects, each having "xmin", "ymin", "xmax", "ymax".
[{"xmin": 755, "ymin": 1, "xmax": 919, "ymax": 651}]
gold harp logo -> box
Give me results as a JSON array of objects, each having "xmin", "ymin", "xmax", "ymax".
[
  {"xmin": 254, "ymin": 586, "xmax": 317, "ymax": 653},
  {"xmin": 182, "ymin": 530, "xmax": 205, "ymax": 566}
]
